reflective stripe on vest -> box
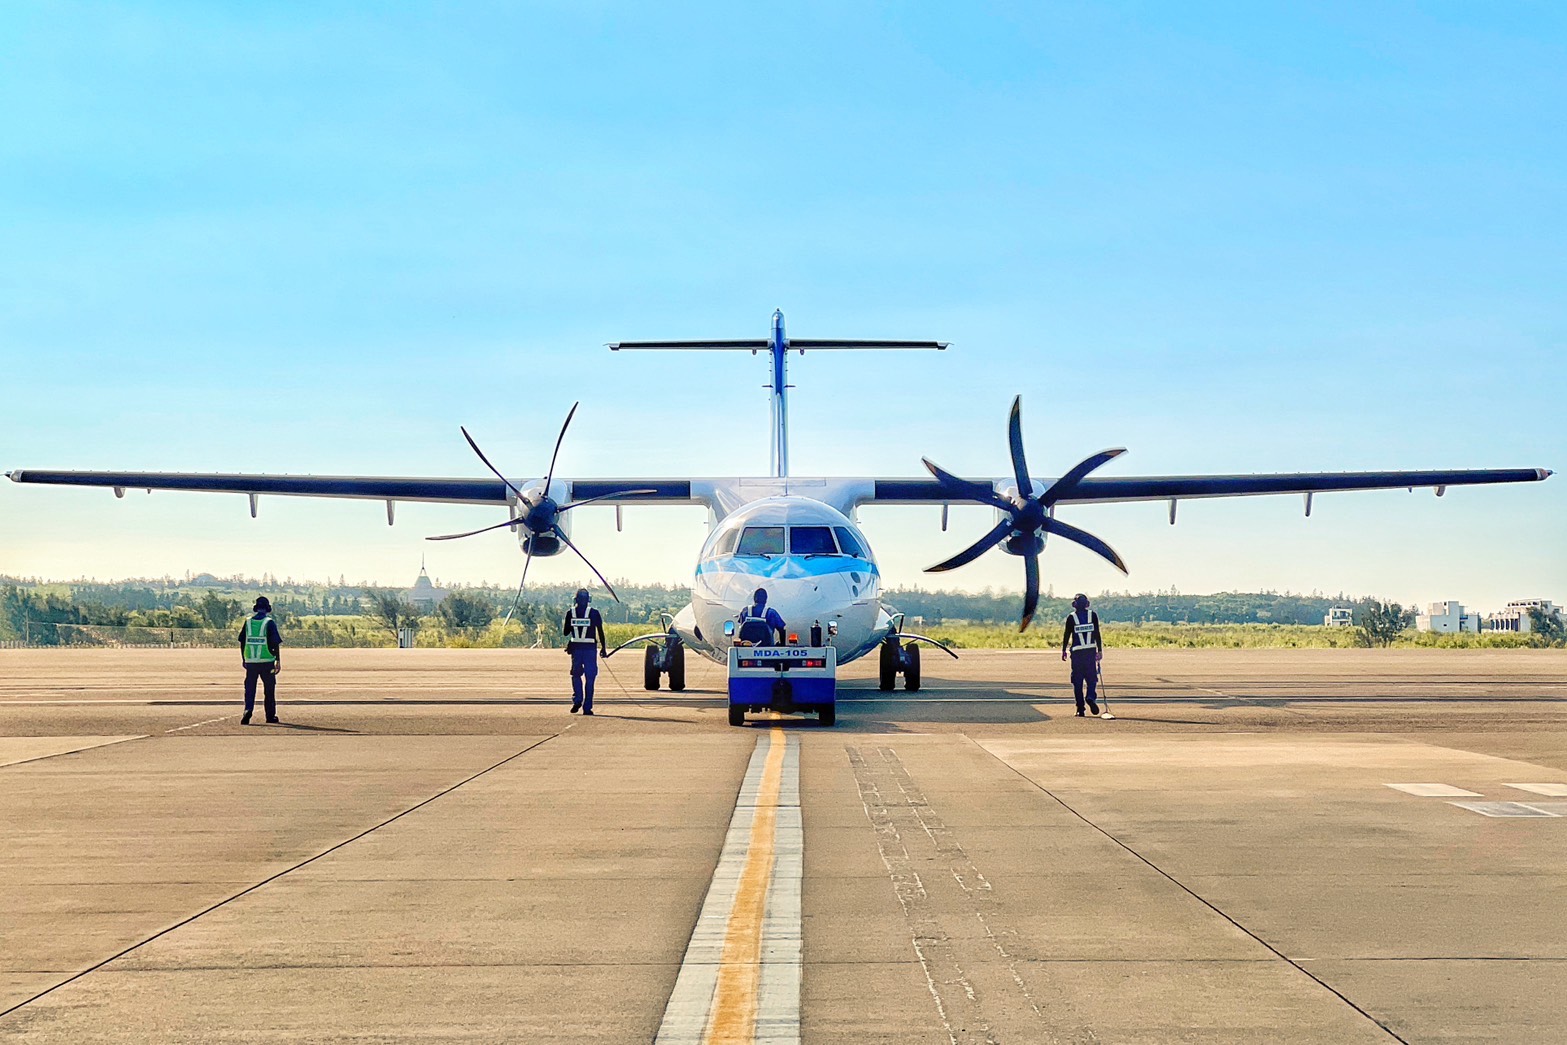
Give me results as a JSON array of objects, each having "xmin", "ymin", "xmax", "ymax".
[
  {"xmin": 243, "ymin": 616, "xmax": 275, "ymax": 663},
  {"xmin": 567, "ymin": 616, "xmax": 595, "ymax": 645},
  {"xmin": 1070, "ymin": 610, "xmax": 1097, "ymax": 653}
]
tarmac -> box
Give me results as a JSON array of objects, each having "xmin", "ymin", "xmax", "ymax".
[{"xmin": 1, "ymin": 646, "xmax": 1565, "ymax": 1043}]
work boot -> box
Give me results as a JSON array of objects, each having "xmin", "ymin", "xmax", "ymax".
[
  {"xmin": 1074, "ymin": 709, "xmax": 1085, "ymax": 717},
  {"xmin": 1088, "ymin": 703, "xmax": 1101, "ymax": 716},
  {"xmin": 582, "ymin": 709, "xmax": 595, "ymax": 716},
  {"xmin": 266, "ymin": 717, "xmax": 280, "ymax": 724},
  {"xmin": 240, "ymin": 712, "xmax": 251, "ymax": 725},
  {"xmin": 570, "ymin": 703, "xmax": 581, "ymax": 714}
]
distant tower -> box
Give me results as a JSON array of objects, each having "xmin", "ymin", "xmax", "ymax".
[{"xmin": 406, "ymin": 557, "xmax": 449, "ymax": 612}]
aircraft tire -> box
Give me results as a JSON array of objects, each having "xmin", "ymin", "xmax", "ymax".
[
  {"xmin": 667, "ymin": 642, "xmax": 685, "ymax": 691},
  {"xmin": 903, "ymin": 642, "xmax": 921, "ymax": 692},
  {"xmin": 819, "ymin": 704, "xmax": 835, "ymax": 727},
  {"xmin": 878, "ymin": 639, "xmax": 898, "ymax": 691},
  {"xmin": 643, "ymin": 644, "xmax": 661, "ymax": 691},
  {"xmin": 728, "ymin": 705, "xmax": 745, "ymax": 727}
]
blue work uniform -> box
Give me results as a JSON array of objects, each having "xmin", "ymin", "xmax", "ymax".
[
  {"xmin": 736, "ymin": 603, "xmax": 787, "ymax": 646},
  {"xmin": 1061, "ymin": 609, "xmax": 1102, "ymax": 714},
  {"xmin": 563, "ymin": 606, "xmax": 606, "ymax": 712}
]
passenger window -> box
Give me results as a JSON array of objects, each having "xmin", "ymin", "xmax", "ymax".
[
  {"xmin": 736, "ymin": 526, "xmax": 785, "ymax": 556},
  {"xmin": 715, "ymin": 528, "xmax": 740, "ymax": 555},
  {"xmin": 833, "ymin": 527, "xmax": 867, "ymax": 559},
  {"xmin": 790, "ymin": 526, "xmax": 838, "ymax": 555}
]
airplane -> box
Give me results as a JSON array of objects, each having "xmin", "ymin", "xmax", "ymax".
[{"xmin": 5, "ymin": 309, "xmax": 1553, "ymax": 696}]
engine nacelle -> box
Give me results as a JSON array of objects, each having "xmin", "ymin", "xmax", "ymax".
[
  {"xmin": 511, "ymin": 479, "xmax": 572, "ymax": 556},
  {"xmin": 522, "ymin": 531, "xmax": 564, "ymax": 557}
]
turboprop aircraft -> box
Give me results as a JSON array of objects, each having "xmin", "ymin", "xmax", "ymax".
[{"xmin": 5, "ymin": 310, "xmax": 1553, "ymax": 693}]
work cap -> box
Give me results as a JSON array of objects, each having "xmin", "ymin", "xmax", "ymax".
[
  {"xmin": 753, "ymin": 587, "xmax": 768, "ymax": 604},
  {"xmin": 254, "ymin": 596, "xmax": 271, "ymax": 612},
  {"xmin": 1072, "ymin": 593, "xmax": 1089, "ymax": 609},
  {"xmin": 575, "ymin": 588, "xmax": 589, "ymax": 601}
]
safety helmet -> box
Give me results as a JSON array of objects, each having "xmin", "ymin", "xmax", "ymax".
[
  {"xmin": 253, "ymin": 596, "xmax": 271, "ymax": 612},
  {"xmin": 1071, "ymin": 593, "xmax": 1089, "ymax": 610}
]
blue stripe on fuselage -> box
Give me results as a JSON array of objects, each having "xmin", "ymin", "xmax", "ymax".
[{"xmin": 696, "ymin": 555, "xmax": 880, "ymax": 580}]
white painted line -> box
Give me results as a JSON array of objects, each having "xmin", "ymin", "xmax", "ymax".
[
  {"xmin": 164, "ymin": 715, "xmax": 233, "ymax": 734},
  {"xmin": 1387, "ymin": 783, "xmax": 1482, "ymax": 797},
  {"xmin": 1506, "ymin": 783, "xmax": 1567, "ymax": 797},
  {"xmin": 656, "ymin": 730, "xmax": 801, "ymax": 1045},
  {"xmin": 1518, "ymin": 801, "xmax": 1567, "ymax": 816},
  {"xmin": 1448, "ymin": 801, "xmax": 1560, "ymax": 818}
]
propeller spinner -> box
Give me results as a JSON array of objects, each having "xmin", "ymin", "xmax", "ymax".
[{"xmin": 923, "ymin": 396, "xmax": 1128, "ymax": 632}]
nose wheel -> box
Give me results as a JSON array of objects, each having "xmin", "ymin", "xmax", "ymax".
[{"xmin": 878, "ymin": 637, "xmax": 921, "ymax": 692}]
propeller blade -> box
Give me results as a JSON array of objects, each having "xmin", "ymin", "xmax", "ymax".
[
  {"xmin": 1040, "ymin": 447, "xmax": 1128, "ymax": 505},
  {"xmin": 460, "ymin": 426, "xmax": 528, "ymax": 503},
  {"xmin": 1043, "ymin": 516, "xmax": 1129, "ymax": 573},
  {"xmin": 552, "ymin": 524, "xmax": 621, "ymax": 603},
  {"xmin": 925, "ymin": 517, "xmax": 1014, "ymax": 573},
  {"xmin": 1019, "ymin": 549, "xmax": 1040, "ymax": 633},
  {"xmin": 1006, "ymin": 395, "xmax": 1032, "ymax": 499},
  {"xmin": 425, "ymin": 517, "xmax": 521, "ymax": 542},
  {"xmin": 558, "ymin": 488, "xmax": 657, "ymax": 513},
  {"xmin": 542, "ymin": 401, "xmax": 580, "ymax": 492},
  {"xmin": 501, "ymin": 546, "xmax": 536, "ymax": 627},
  {"xmin": 922, "ymin": 458, "xmax": 1010, "ymax": 510}
]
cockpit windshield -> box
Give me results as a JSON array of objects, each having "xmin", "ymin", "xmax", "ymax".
[
  {"xmin": 789, "ymin": 526, "xmax": 838, "ymax": 555},
  {"xmin": 735, "ymin": 526, "xmax": 786, "ymax": 556},
  {"xmin": 833, "ymin": 526, "xmax": 867, "ymax": 559}
]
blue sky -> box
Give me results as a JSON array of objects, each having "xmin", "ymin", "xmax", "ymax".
[{"xmin": 2, "ymin": 2, "xmax": 1562, "ymax": 610}]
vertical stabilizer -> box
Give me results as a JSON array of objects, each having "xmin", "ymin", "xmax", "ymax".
[{"xmin": 608, "ymin": 315, "xmax": 947, "ymax": 478}]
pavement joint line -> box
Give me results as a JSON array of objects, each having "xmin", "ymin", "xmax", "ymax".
[
  {"xmin": 655, "ymin": 728, "xmax": 801, "ymax": 1045},
  {"xmin": 0, "ymin": 729, "xmax": 566, "ymax": 1022},
  {"xmin": 968, "ymin": 736, "xmax": 1412, "ymax": 1045},
  {"xmin": 0, "ymin": 735, "xmax": 149, "ymax": 769}
]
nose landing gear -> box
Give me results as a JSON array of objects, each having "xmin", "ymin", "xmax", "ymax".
[{"xmin": 878, "ymin": 637, "xmax": 922, "ymax": 692}]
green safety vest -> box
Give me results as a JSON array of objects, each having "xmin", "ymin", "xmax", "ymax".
[{"xmin": 243, "ymin": 616, "xmax": 276, "ymax": 663}]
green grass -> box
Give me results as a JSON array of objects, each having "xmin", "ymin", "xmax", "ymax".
[{"xmin": 919, "ymin": 622, "xmax": 1548, "ymax": 650}]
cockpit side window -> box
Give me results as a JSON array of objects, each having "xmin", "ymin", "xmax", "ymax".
[
  {"xmin": 714, "ymin": 528, "xmax": 741, "ymax": 556},
  {"xmin": 789, "ymin": 526, "xmax": 838, "ymax": 555},
  {"xmin": 736, "ymin": 526, "xmax": 785, "ymax": 556},
  {"xmin": 833, "ymin": 526, "xmax": 868, "ymax": 559}
]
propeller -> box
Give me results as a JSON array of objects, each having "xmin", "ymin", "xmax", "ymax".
[
  {"xmin": 427, "ymin": 402, "xmax": 652, "ymax": 625},
  {"xmin": 923, "ymin": 396, "xmax": 1128, "ymax": 632}
]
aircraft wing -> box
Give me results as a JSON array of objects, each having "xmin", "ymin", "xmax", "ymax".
[
  {"xmin": 3, "ymin": 470, "xmax": 702, "ymax": 507},
  {"xmin": 860, "ymin": 468, "xmax": 1551, "ymax": 506}
]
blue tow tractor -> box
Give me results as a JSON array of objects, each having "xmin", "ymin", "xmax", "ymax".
[{"xmin": 727, "ymin": 645, "xmax": 837, "ymax": 727}]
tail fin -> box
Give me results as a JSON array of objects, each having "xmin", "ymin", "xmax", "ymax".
[{"xmin": 609, "ymin": 311, "xmax": 946, "ymax": 477}]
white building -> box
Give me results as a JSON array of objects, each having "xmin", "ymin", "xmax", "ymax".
[
  {"xmin": 406, "ymin": 564, "xmax": 449, "ymax": 613},
  {"xmin": 1323, "ymin": 606, "xmax": 1355, "ymax": 627},
  {"xmin": 1486, "ymin": 599, "xmax": 1558, "ymax": 634},
  {"xmin": 1415, "ymin": 600, "xmax": 1482, "ymax": 634}
]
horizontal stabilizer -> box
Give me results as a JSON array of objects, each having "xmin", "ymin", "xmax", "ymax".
[
  {"xmin": 608, "ymin": 339, "xmax": 769, "ymax": 351},
  {"xmin": 608, "ymin": 338, "xmax": 946, "ymax": 351},
  {"xmin": 787, "ymin": 339, "xmax": 947, "ymax": 351}
]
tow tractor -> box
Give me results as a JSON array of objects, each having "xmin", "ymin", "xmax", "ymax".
[{"xmin": 727, "ymin": 643, "xmax": 837, "ymax": 727}]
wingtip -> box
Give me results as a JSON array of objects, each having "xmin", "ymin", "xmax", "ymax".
[{"xmin": 1541, "ymin": 468, "xmax": 1554, "ymax": 480}]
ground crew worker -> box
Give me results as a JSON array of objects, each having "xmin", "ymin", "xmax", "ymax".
[
  {"xmin": 563, "ymin": 588, "xmax": 607, "ymax": 715},
  {"xmin": 1060, "ymin": 593, "xmax": 1103, "ymax": 717},
  {"xmin": 238, "ymin": 596, "xmax": 282, "ymax": 725},
  {"xmin": 735, "ymin": 587, "xmax": 787, "ymax": 646}
]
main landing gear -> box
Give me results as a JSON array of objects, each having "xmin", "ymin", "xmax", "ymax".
[
  {"xmin": 643, "ymin": 635, "xmax": 685, "ymax": 692},
  {"xmin": 878, "ymin": 637, "xmax": 921, "ymax": 692}
]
